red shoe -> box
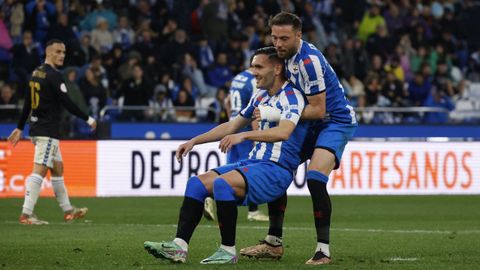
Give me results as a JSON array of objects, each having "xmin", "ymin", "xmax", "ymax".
[
  {"xmin": 64, "ymin": 207, "xmax": 88, "ymax": 222},
  {"xmin": 19, "ymin": 214, "xmax": 49, "ymax": 225}
]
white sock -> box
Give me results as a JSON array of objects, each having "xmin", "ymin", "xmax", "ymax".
[
  {"xmin": 220, "ymin": 244, "xmax": 236, "ymax": 255},
  {"xmin": 265, "ymin": 235, "xmax": 283, "ymax": 246},
  {"xmin": 173, "ymin": 238, "xmax": 188, "ymax": 251},
  {"xmin": 22, "ymin": 174, "xmax": 43, "ymax": 216},
  {"xmin": 51, "ymin": 176, "xmax": 73, "ymax": 212},
  {"xmin": 315, "ymin": 242, "xmax": 330, "ymax": 257}
]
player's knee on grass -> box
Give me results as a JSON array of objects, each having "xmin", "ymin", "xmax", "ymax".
[
  {"xmin": 184, "ymin": 176, "xmax": 210, "ymax": 202},
  {"xmin": 213, "ymin": 178, "xmax": 236, "ymax": 201}
]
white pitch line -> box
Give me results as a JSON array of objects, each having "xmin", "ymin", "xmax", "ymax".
[
  {"xmin": 388, "ymin": 257, "xmax": 419, "ymax": 261},
  {"xmin": 3, "ymin": 220, "xmax": 480, "ymax": 235}
]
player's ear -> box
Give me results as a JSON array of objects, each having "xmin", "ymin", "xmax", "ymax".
[
  {"xmin": 295, "ymin": 30, "xmax": 302, "ymax": 40},
  {"xmin": 274, "ymin": 62, "xmax": 283, "ymax": 76}
]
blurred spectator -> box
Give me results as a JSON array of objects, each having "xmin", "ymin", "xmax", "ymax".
[
  {"xmin": 408, "ymin": 72, "xmax": 432, "ymax": 106},
  {"xmin": 201, "ymin": 0, "xmax": 228, "ymax": 46},
  {"xmin": 324, "ymin": 44, "xmax": 343, "ymax": 77},
  {"xmin": 79, "ymin": 67, "xmax": 108, "ymax": 118},
  {"xmin": 207, "ymin": 87, "xmax": 229, "ymax": 123},
  {"xmin": 197, "ymin": 36, "xmax": 215, "ymax": 71},
  {"xmin": 90, "ymin": 17, "xmax": 114, "ymax": 54},
  {"xmin": 10, "ymin": 31, "xmax": 41, "ymax": 98},
  {"xmin": 2, "ymin": 0, "xmax": 479, "ymax": 126},
  {"xmin": 3, "ymin": 0, "xmax": 24, "ymax": 44},
  {"xmin": 226, "ymin": 34, "xmax": 245, "ymax": 74},
  {"xmin": 423, "ymin": 90, "xmax": 454, "ymax": 124},
  {"xmin": 433, "ymin": 60, "xmax": 455, "ymax": 97},
  {"xmin": 357, "ymin": 4, "xmax": 386, "ymax": 42},
  {"xmin": 383, "ymin": 3, "xmax": 405, "ymax": 35},
  {"xmin": 240, "ymin": 35, "xmax": 254, "ymax": 68},
  {"xmin": 118, "ymin": 51, "xmax": 141, "ymax": 82},
  {"xmin": 367, "ymin": 54, "xmax": 386, "ymax": 81},
  {"xmin": 384, "ymin": 56, "xmax": 405, "ymax": 82},
  {"xmin": 182, "ymin": 53, "xmax": 210, "ymax": 98},
  {"xmin": 131, "ymin": 0, "xmax": 153, "ymax": 26},
  {"xmin": 341, "ymin": 75, "xmax": 365, "ymax": 108},
  {"xmin": 173, "ymin": 89, "xmax": 195, "ymax": 122},
  {"xmin": 366, "ymin": 24, "xmax": 394, "ymax": 59},
  {"xmin": 118, "ymin": 64, "xmax": 152, "ymax": 121},
  {"xmin": 152, "ymin": 84, "xmax": 175, "ymax": 122},
  {"xmin": 0, "ymin": 83, "xmax": 17, "ymax": 121},
  {"xmin": 158, "ymin": 17, "xmax": 177, "ymax": 43},
  {"xmin": 364, "ymin": 74, "xmax": 383, "ymax": 106},
  {"xmin": 46, "ymin": 13, "xmax": 77, "ymax": 45},
  {"xmin": 63, "ymin": 67, "xmax": 90, "ymax": 136},
  {"xmin": 161, "ymin": 29, "xmax": 194, "ymax": 68},
  {"xmin": 133, "ymin": 29, "xmax": 158, "ymax": 63},
  {"xmin": 206, "ymin": 52, "xmax": 233, "ymax": 89},
  {"xmin": 79, "ymin": 1, "xmax": 117, "ymax": 31},
  {"xmin": 25, "ymin": 0, "xmax": 56, "ymax": 44},
  {"xmin": 112, "ymin": 15, "xmax": 135, "ymax": 50},
  {"xmin": 381, "ymin": 71, "xmax": 407, "ymax": 107},
  {"xmin": 411, "ymin": 45, "xmax": 429, "ymax": 73},
  {"xmin": 353, "ymin": 39, "xmax": 369, "ymax": 80},
  {"xmin": 64, "ymin": 67, "xmax": 88, "ymax": 115},
  {"xmin": 65, "ymin": 32, "xmax": 97, "ymax": 67},
  {"xmin": 429, "ymin": 43, "xmax": 451, "ymax": 74},
  {"xmin": 342, "ymin": 38, "xmax": 356, "ymax": 78}
]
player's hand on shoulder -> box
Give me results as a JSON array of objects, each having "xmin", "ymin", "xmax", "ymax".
[
  {"xmin": 7, "ymin": 128, "xmax": 22, "ymax": 147},
  {"xmin": 176, "ymin": 140, "xmax": 195, "ymax": 162}
]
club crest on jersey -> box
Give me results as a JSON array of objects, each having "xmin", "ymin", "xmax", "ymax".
[{"xmin": 292, "ymin": 63, "xmax": 299, "ymax": 74}]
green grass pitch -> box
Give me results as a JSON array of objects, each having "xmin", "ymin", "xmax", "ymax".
[{"xmin": 1, "ymin": 196, "xmax": 480, "ymax": 269}]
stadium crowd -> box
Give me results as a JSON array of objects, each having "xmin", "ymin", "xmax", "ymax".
[{"xmin": 0, "ymin": 0, "xmax": 480, "ymax": 127}]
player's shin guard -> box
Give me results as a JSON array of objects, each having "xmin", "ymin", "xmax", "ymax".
[
  {"xmin": 267, "ymin": 192, "xmax": 287, "ymax": 238},
  {"xmin": 22, "ymin": 174, "xmax": 44, "ymax": 215},
  {"xmin": 51, "ymin": 176, "xmax": 73, "ymax": 212},
  {"xmin": 306, "ymin": 171, "xmax": 331, "ymax": 244},
  {"xmin": 176, "ymin": 176, "xmax": 209, "ymax": 243},
  {"xmin": 213, "ymin": 178, "xmax": 237, "ymax": 247}
]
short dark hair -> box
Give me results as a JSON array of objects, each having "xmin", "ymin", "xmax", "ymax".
[
  {"xmin": 252, "ymin": 47, "xmax": 285, "ymax": 75},
  {"xmin": 253, "ymin": 46, "xmax": 282, "ymax": 63},
  {"xmin": 46, "ymin": 39, "xmax": 64, "ymax": 47},
  {"xmin": 269, "ymin": 12, "xmax": 302, "ymax": 31}
]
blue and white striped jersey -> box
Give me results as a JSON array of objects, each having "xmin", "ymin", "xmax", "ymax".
[
  {"xmin": 229, "ymin": 70, "xmax": 256, "ymax": 125},
  {"xmin": 240, "ymin": 81, "xmax": 309, "ymax": 172},
  {"xmin": 285, "ymin": 40, "xmax": 357, "ymax": 124}
]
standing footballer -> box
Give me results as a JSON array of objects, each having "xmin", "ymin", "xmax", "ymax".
[
  {"xmin": 8, "ymin": 39, "xmax": 97, "ymax": 225},
  {"xmin": 240, "ymin": 12, "xmax": 358, "ymax": 264}
]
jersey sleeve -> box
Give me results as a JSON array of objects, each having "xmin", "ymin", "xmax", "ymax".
[
  {"xmin": 240, "ymin": 89, "xmax": 265, "ymax": 119},
  {"xmin": 279, "ymin": 88, "xmax": 305, "ymax": 125},
  {"xmin": 299, "ymin": 54, "xmax": 326, "ymax": 95},
  {"xmin": 50, "ymin": 71, "xmax": 89, "ymax": 121},
  {"xmin": 17, "ymin": 79, "xmax": 32, "ymax": 130}
]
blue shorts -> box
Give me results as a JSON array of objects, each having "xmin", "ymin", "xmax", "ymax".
[
  {"xmin": 212, "ymin": 159, "xmax": 292, "ymax": 206},
  {"xmin": 226, "ymin": 140, "xmax": 253, "ymax": 163},
  {"xmin": 301, "ymin": 120, "xmax": 357, "ymax": 169}
]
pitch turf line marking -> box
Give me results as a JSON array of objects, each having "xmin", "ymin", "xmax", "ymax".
[
  {"xmin": 4, "ymin": 221, "xmax": 480, "ymax": 235},
  {"xmin": 388, "ymin": 257, "xmax": 419, "ymax": 261}
]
